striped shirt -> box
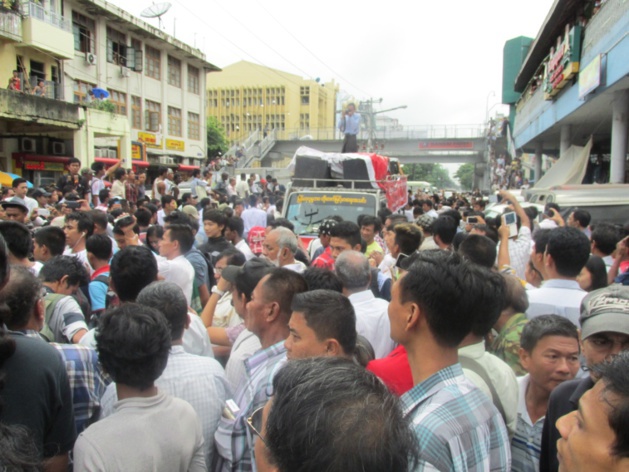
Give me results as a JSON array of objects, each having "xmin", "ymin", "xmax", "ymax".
[
  {"xmin": 401, "ymin": 363, "xmax": 511, "ymax": 471},
  {"xmin": 511, "ymin": 375, "xmax": 544, "ymax": 472}
]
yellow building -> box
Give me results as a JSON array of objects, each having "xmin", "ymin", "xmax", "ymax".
[{"xmin": 206, "ymin": 60, "xmax": 338, "ymax": 144}]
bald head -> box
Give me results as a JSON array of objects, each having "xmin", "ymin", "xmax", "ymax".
[{"xmin": 335, "ymin": 250, "xmax": 371, "ymax": 292}]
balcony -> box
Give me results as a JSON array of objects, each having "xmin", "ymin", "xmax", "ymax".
[
  {"xmin": 0, "ymin": 6, "xmax": 21, "ymax": 41},
  {"xmin": 20, "ymin": 2, "xmax": 74, "ymax": 59}
]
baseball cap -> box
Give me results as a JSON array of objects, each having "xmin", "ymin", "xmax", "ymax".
[
  {"xmin": 580, "ymin": 285, "xmax": 629, "ymax": 339},
  {"xmin": 80, "ymin": 167, "xmax": 93, "ymax": 175},
  {"xmin": 247, "ymin": 226, "xmax": 266, "ymax": 255},
  {"xmin": 32, "ymin": 188, "xmax": 51, "ymax": 198},
  {"xmin": 182, "ymin": 205, "xmax": 199, "ymax": 220},
  {"xmin": 1, "ymin": 197, "xmax": 29, "ymax": 213},
  {"xmin": 221, "ymin": 257, "xmax": 274, "ymax": 284},
  {"xmin": 416, "ymin": 214, "xmax": 436, "ymax": 232},
  {"xmin": 318, "ymin": 219, "xmax": 337, "ymax": 236}
]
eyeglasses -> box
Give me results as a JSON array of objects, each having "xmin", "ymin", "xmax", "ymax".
[
  {"xmin": 214, "ymin": 267, "xmax": 224, "ymax": 274},
  {"xmin": 246, "ymin": 406, "xmax": 267, "ymax": 446}
]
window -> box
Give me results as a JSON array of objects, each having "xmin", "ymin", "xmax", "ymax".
[
  {"xmin": 300, "ymin": 86, "xmax": 310, "ymax": 105},
  {"xmin": 126, "ymin": 38, "xmax": 143, "ymax": 72},
  {"xmin": 106, "ymin": 27, "xmax": 127, "ymax": 66},
  {"xmin": 72, "ymin": 12, "xmax": 95, "ymax": 53},
  {"xmin": 145, "ymin": 100, "xmax": 161, "ymax": 131},
  {"xmin": 131, "ymin": 96, "xmax": 142, "ymax": 129},
  {"xmin": 300, "ymin": 113, "xmax": 310, "ymax": 130},
  {"xmin": 188, "ymin": 65, "xmax": 200, "ymax": 94},
  {"xmin": 109, "ymin": 90, "xmax": 127, "ymax": 115},
  {"xmin": 145, "ymin": 45, "xmax": 161, "ymax": 80},
  {"xmin": 188, "ymin": 112, "xmax": 200, "ymax": 140},
  {"xmin": 168, "ymin": 106, "xmax": 182, "ymax": 136},
  {"xmin": 167, "ymin": 55, "xmax": 181, "ymax": 87},
  {"xmin": 73, "ymin": 80, "xmax": 95, "ymax": 104}
]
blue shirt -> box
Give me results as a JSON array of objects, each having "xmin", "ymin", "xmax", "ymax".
[
  {"xmin": 339, "ymin": 112, "xmax": 361, "ymax": 135},
  {"xmin": 401, "ymin": 363, "xmax": 511, "ymax": 471}
]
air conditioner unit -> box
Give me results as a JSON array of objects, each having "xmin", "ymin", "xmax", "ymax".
[
  {"xmin": 158, "ymin": 156, "xmax": 176, "ymax": 165},
  {"xmin": 85, "ymin": 52, "xmax": 97, "ymax": 65},
  {"xmin": 51, "ymin": 142, "xmax": 65, "ymax": 155},
  {"xmin": 21, "ymin": 138, "xmax": 36, "ymax": 153},
  {"xmin": 107, "ymin": 149, "xmax": 118, "ymax": 159},
  {"xmin": 120, "ymin": 66, "xmax": 130, "ymax": 77}
]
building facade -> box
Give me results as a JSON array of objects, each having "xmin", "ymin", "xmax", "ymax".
[
  {"xmin": 0, "ymin": 0, "xmax": 218, "ymax": 187},
  {"xmin": 506, "ymin": 0, "xmax": 629, "ymax": 184},
  {"xmin": 206, "ymin": 61, "xmax": 338, "ymax": 145}
]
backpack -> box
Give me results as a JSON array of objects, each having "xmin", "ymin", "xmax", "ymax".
[
  {"xmin": 90, "ymin": 274, "xmax": 117, "ymax": 326},
  {"xmin": 41, "ymin": 293, "xmax": 67, "ymax": 342}
]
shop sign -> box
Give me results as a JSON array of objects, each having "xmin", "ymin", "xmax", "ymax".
[
  {"xmin": 166, "ymin": 139, "xmax": 185, "ymax": 151},
  {"xmin": 578, "ymin": 54, "xmax": 602, "ymax": 100},
  {"xmin": 138, "ymin": 132, "xmax": 162, "ymax": 149},
  {"xmin": 24, "ymin": 162, "xmax": 65, "ymax": 172},
  {"xmin": 131, "ymin": 142, "xmax": 145, "ymax": 161},
  {"xmin": 543, "ymin": 24, "xmax": 583, "ymax": 100}
]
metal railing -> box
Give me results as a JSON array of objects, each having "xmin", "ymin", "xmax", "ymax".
[
  {"xmin": 0, "ymin": 6, "xmax": 21, "ymax": 40},
  {"xmin": 23, "ymin": 1, "xmax": 71, "ymax": 32}
]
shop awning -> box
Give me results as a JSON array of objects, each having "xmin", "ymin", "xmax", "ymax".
[
  {"xmin": 534, "ymin": 137, "xmax": 593, "ymax": 189},
  {"xmin": 12, "ymin": 153, "xmax": 70, "ymax": 164},
  {"xmin": 178, "ymin": 164, "xmax": 200, "ymax": 172}
]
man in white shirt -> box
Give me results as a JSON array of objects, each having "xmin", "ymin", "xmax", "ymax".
[
  {"xmin": 90, "ymin": 160, "xmax": 121, "ymax": 207},
  {"xmin": 225, "ymin": 216, "xmax": 255, "ymax": 260},
  {"xmin": 235, "ymin": 173, "xmax": 249, "ymax": 199},
  {"xmin": 335, "ymin": 250, "xmax": 394, "ymax": 359},
  {"xmin": 527, "ymin": 227, "xmax": 591, "ymax": 326},
  {"xmin": 11, "ymin": 178, "xmax": 38, "ymax": 217},
  {"xmin": 155, "ymin": 224, "xmax": 195, "ymax": 305},
  {"xmin": 241, "ymin": 195, "xmax": 267, "ymax": 239},
  {"xmin": 262, "ymin": 227, "xmax": 306, "ymax": 273},
  {"xmin": 63, "ymin": 211, "xmax": 94, "ymax": 275},
  {"xmin": 497, "ymin": 190, "xmax": 532, "ymax": 279},
  {"xmin": 591, "ymin": 223, "xmax": 622, "ymax": 272}
]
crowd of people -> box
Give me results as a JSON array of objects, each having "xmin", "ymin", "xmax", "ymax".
[{"xmin": 1, "ymin": 162, "xmax": 629, "ymax": 471}]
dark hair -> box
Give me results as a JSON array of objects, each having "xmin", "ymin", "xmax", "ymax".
[
  {"xmin": 593, "ymin": 351, "xmax": 629, "ymax": 458},
  {"xmin": 114, "ymin": 168, "xmax": 126, "ymax": 180},
  {"xmin": 571, "ymin": 209, "xmax": 591, "ymax": 228},
  {"xmin": 329, "ymin": 221, "xmax": 361, "ymax": 248},
  {"xmin": 268, "ymin": 218, "xmax": 295, "ymax": 232},
  {"xmin": 393, "ymin": 223, "xmax": 423, "ymax": 255},
  {"xmin": 96, "ymin": 304, "xmax": 171, "ymax": 390},
  {"xmin": 440, "ymin": 209, "xmax": 462, "ymax": 226},
  {"xmin": 227, "ymin": 216, "xmax": 245, "ymax": 238},
  {"xmin": 68, "ymin": 157, "xmax": 81, "ymax": 166},
  {"xmin": 66, "ymin": 211, "xmax": 94, "ymax": 237},
  {"xmin": 217, "ymin": 248, "xmax": 246, "ymax": 267},
  {"xmin": 39, "ymin": 255, "xmax": 89, "ymax": 287},
  {"xmin": 134, "ymin": 208, "xmax": 152, "ymax": 227},
  {"xmin": 11, "ymin": 178, "xmax": 27, "ymax": 189},
  {"xmin": 261, "ymin": 269, "xmax": 308, "ymax": 322},
  {"xmin": 33, "ymin": 226, "xmax": 65, "ymax": 257},
  {"xmin": 89, "ymin": 209, "xmax": 108, "ymax": 230},
  {"xmin": 360, "ymin": 215, "xmax": 382, "ymax": 233},
  {"xmin": 0, "ymin": 423, "xmax": 42, "ymax": 471},
  {"xmin": 423, "ymin": 199, "xmax": 434, "ymax": 208},
  {"xmin": 291, "ymin": 290, "xmax": 356, "ymax": 356},
  {"xmin": 502, "ymin": 273, "xmax": 529, "ymax": 313},
  {"xmin": 458, "ymin": 234, "xmax": 497, "ymax": 269},
  {"xmin": 161, "ymin": 195, "xmax": 175, "ymax": 207},
  {"xmin": 302, "ymin": 267, "xmax": 343, "ymax": 292},
  {"xmin": 157, "ymin": 166, "xmax": 168, "ymax": 176},
  {"xmin": 266, "ymin": 357, "xmax": 419, "ymax": 472},
  {"xmin": 203, "ymin": 209, "xmax": 228, "ymax": 234},
  {"xmin": 520, "ymin": 314, "xmax": 579, "ymax": 353},
  {"xmin": 98, "ymin": 188, "xmax": 109, "ymax": 203},
  {"xmin": 400, "ymin": 251, "xmax": 505, "ymax": 346},
  {"xmin": 533, "ymin": 228, "xmax": 552, "ymax": 255},
  {"xmin": 0, "ymin": 265, "xmax": 42, "ymax": 329},
  {"xmin": 452, "ymin": 231, "xmax": 467, "ymax": 252},
  {"xmin": 432, "ymin": 216, "xmax": 457, "ymax": 245},
  {"xmin": 86, "ymin": 234, "xmax": 112, "ymax": 261},
  {"xmin": 546, "ymin": 227, "xmax": 591, "ymax": 277},
  {"xmin": 234, "ymin": 258, "xmax": 274, "ymax": 301},
  {"xmin": 591, "ymin": 223, "xmax": 621, "ymax": 256},
  {"xmin": 165, "ymin": 224, "xmax": 194, "ymax": 253},
  {"xmin": 582, "ymin": 255, "xmax": 608, "ymax": 292},
  {"xmin": 110, "ymin": 246, "xmax": 158, "ymax": 302},
  {"xmin": 0, "ymin": 222, "xmax": 32, "ymax": 259},
  {"xmin": 137, "ymin": 282, "xmax": 188, "ymax": 341},
  {"xmin": 91, "ymin": 162, "xmax": 105, "ymax": 173}
]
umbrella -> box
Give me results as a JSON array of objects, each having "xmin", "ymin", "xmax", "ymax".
[
  {"xmin": 91, "ymin": 87, "xmax": 110, "ymax": 99},
  {"xmin": 0, "ymin": 172, "xmax": 33, "ymax": 188}
]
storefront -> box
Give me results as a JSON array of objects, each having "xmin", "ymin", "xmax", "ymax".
[{"xmin": 12, "ymin": 153, "xmax": 70, "ymax": 188}]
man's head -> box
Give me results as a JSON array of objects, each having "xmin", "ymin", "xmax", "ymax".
[
  {"xmin": 1, "ymin": 198, "xmax": 29, "ymax": 224},
  {"xmin": 137, "ymin": 282, "xmax": 189, "ymax": 342},
  {"xmin": 591, "ymin": 223, "xmax": 621, "ymax": 257},
  {"xmin": 113, "ymin": 168, "xmax": 126, "ymax": 182},
  {"xmin": 222, "ymin": 258, "xmax": 274, "ymax": 317},
  {"xmin": 457, "ymin": 234, "xmax": 497, "ymax": 269},
  {"xmin": 160, "ymin": 195, "xmax": 177, "ymax": 213},
  {"xmin": 335, "ymin": 250, "xmax": 371, "ymax": 294},
  {"xmin": 432, "ymin": 215, "xmax": 457, "ymax": 248},
  {"xmin": 567, "ymin": 209, "xmax": 591, "ymax": 230},
  {"xmin": 85, "ymin": 234, "xmax": 112, "ymax": 269},
  {"xmin": 263, "ymin": 227, "xmax": 297, "ymax": 267},
  {"xmin": 556, "ymin": 352, "xmax": 629, "ymax": 471},
  {"xmin": 95, "ymin": 304, "xmax": 171, "ymax": 391},
  {"xmin": 91, "ymin": 162, "xmax": 105, "ymax": 177},
  {"xmin": 32, "ymin": 226, "xmax": 65, "ymax": 263},
  {"xmin": 64, "ymin": 211, "xmax": 94, "ymax": 248},
  {"xmin": 359, "ymin": 215, "xmax": 381, "ymax": 245},
  {"xmin": 579, "ymin": 286, "xmax": 629, "ymax": 376},
  {"xmin": 245, "ymin": 269, "xmax": 307, "ymax": 340},
  {"xmin": 0, "ymin": 265, "xmax": 42, "ymax": 330},
  {"xmin": 254, "ymin": 357, "xmax": 418, "ymax": 472},
  {"xmin": 544, "ymin": 227, "xmax": 591, "ymax": 279},
  {"xmin": 421, "ymin": 199, "xmax": 434, "ymax": 212},
  {"xmin": 329, "ymin": 221, "xmax": 361, "ymax": 260},
  {"xmin": 110, "ymin": 246, "xmax": 158, "ymax": 302},
  {"xmin": 39, "ymin": 255, "xmax": 89, "ymax": 295},
  {"xmin": 389, "ymin": 250, "xmax": 504, "ymax": 348},
  {"xmin": 302, "ymin": 267, "xmax": 343, "ymax": 292},
  {"xmin": 519, "ymin": 315, "xmax": 580, "ymax": 396},
  {"xmin": 224, "ymin": 216, "xmax": 244, "ymax": 243},
  {"xmin": 159, "ymin": 224, "xmax": 193, "ymax": 259},
  {"xmin": 392, "ymin": 223, "xmax": 423, "ymax": 256},
  {"xmin": 0, "ymin": 222, "xmax": 31, "ymax": 262},
  {"xmin": 203, "ymin": 209, "xmax": 227, "ymax": 238},
  {"xmin": 285, "ymin": 290, "xmax": 356, "ymax": 360},
  {"xmin": 11, "ymin": 178, "xmax": 28, "ymax": 199}
]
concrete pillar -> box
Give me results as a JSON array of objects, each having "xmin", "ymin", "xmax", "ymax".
[
  {"xmin": 535, "ymin": 141, "xmax": 543, "ymax": 184},
  {"xmin": 610, "ymin": 90, "xmax": 629, "ymax": 183},
  {"xmin": 560, "ymin": 125, "xmax": 571, "ymax": 159}
]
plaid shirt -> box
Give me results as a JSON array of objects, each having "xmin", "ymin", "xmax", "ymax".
[
  {"xmin": 24, "ymin": 330, "xmax": 108, "ymax": 434},
  {"xmin": 214, "ymin": 341, "xmax": 287, "ymax": 472},
  {"xmin": 401, "ymin": 363, "xmax": 511, "ymax": 471}
]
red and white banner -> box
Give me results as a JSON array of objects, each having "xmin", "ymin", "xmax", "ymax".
[{"xmin": 382, "ymin": 176, "xmax": 407, "ymax": 212}]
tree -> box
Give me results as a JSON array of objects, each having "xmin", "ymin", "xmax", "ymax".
[
  {"xmin": 455, "ymin": 163, "xmax": 475, "ymax": 190},
  {"xmin": 207, "ymin": 116, "xmax": 228, "ymax": 158},
  {"xmin": 403, "ymin": 163, "xmax": 456, "ymax": 190}
]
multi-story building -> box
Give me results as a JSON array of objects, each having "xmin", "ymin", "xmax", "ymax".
[
  {"xmin": 505, "ymin": 0, "xmax": 629, "ymax": 184},
  {"xmin": 206, "ymin": 60, "xmax": 338, "ymax": 145},
  {"xmin": 0, "ymin": 0, "xmax": 219, "ymax": 187}
]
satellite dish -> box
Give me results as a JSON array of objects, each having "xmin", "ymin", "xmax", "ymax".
[{"xmin": 140, "ymin": 2, "xmax": 171, "ymax": 28}]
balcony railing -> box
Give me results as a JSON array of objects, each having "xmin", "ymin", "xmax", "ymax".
[
  {"xmin": 0, "ymin": 6, "xmax": 22, "ymax": 40},
  {"xmin": 23, "ymin": 1, "xmax": 71, "ymax": 32}
]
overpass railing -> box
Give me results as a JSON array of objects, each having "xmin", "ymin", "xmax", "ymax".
[{"xmin": 273, "ymin": 124, "xmax": 486, "ymax": 141}]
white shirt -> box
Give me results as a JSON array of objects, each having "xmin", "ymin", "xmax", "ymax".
[
  {"xmin": 154, "ymin": 254, "xmax": 195, "ymax": 305},
  {"xmin": 235, "ymin": 180, "xmax": 249, "ymax": 199},
  {"xmin": 241, "ymin": 207, "xmax": 267, "ymax": 239},
  {"xmin": 235, "ymin": 239, "xmax": 255, "ymax": 261},
  {"xmin": 511, "ymin": 374, "xmax": 545, "ymax": 472},
  {"xmin": 426, "ymin": 209, "xmax": 439, "ymax": 218},
  {"xmin": 526, "ymin": 279, "xmax": 586, "ymax": 326},
  {"xmin": 281, "ymin": 260, "xmax": 307, "ymax": 274},
  {"xmin": 225, "ymin": 328, "xmax": 262, "ymax": 393},
  {"xmin": 24, "ymin": 196, "xmax": 38, "ymax": 217},
  {"xmin": 498, "ymin": 225, "xmax": 531, "ymax": 280},
  {"xmin": 63, "ymin": 247, "xmax": 93, "ymax": 275},
  {"xmin": 91, "ymin": 177, "xmax": 105, "ymax": 197},
  {"xmin": 347, "ymin": 290, "xmax": 395, "ymax": 359},
  {"xmin": 458, "ymin": 341, "xmax": 519, "ymax": 438},
  {"xmin": 183, "ymin": 312, "xmax": 215, "ymax": 358}
]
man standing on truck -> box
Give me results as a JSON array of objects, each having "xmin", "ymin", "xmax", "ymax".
[{"xmin": 339, "ymin": 102, "xmax": 360, "ymax": 153}]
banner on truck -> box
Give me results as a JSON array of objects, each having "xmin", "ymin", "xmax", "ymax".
[{"xmin": 383, "ymin": 176, "xmax": 407, "ymax": 212}]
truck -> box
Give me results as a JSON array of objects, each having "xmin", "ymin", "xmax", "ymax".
[{"xmin": 282, "ymin": 146, "xmax": 408, "ymax": 245}]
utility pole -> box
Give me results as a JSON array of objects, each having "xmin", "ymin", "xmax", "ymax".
[{"xmin": 357, "ymin": 99, "xmax": 407, "ymax": 152}]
